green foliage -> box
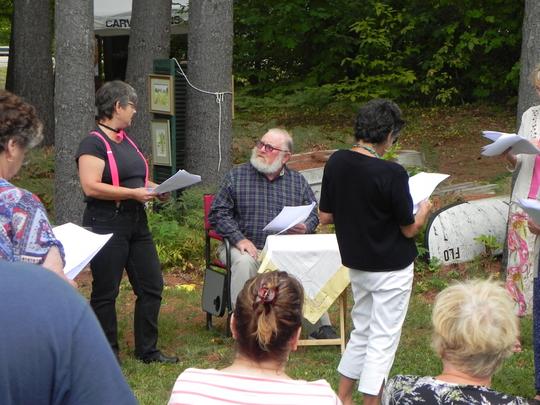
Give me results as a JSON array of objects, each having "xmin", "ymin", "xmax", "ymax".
[
  {"xmin": 337, "ymin": 0, "xmax": 522, "ymax": 104},
  {"xmin": 0, "ymin": 66, "xmax": 6, "ymax": 90},
  {"xmin": 147, "ymin": 188, "xmax": 206, "ymax": 272},
  {"xmin": 474, "ymin": 233, "xmax": 502, "ymax": 257},
  {"xmin": 234, "ymin": 0, "xmax": 522, "ymax": 106},
  {"xmin": 336, "ymin": 1, "xmax": 417, "ymax": 102},
  {"xmin": 234, "ymin": 0, "xmax": 362, "ymax": 93},
  {"xmin": 0, "ymin": 0, "xmax": 12, "ymax": 45},
  {"xmin": 11, "ymin": 147, "xmax": 55, "ymax": 216}
]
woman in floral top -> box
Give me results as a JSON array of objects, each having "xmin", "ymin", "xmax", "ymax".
[
  {"xmin": 382, "ymin": 279, "xmax": 528, "ymax": 405},
  {"xmin": 0, "ymin": 91, "xmax": 71, "ymax": 285}
]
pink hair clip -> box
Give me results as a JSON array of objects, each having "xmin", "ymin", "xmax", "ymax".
[{"xmin": 255, "ymin": 283, "xmax": 278, "ymax": 306}]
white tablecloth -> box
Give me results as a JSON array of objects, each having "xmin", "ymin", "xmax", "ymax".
[{"xmin": 258, "ymin": 234, "xmax": 350, "ymax": 323}]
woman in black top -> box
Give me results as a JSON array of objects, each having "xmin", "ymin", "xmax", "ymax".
[
  {"xmin": 76, "ymin": 80, "xmax": 178, "ymax": 364},
  {"xmin": 319, "ymin": 99, "xmax": 431, "ymax": 405}
]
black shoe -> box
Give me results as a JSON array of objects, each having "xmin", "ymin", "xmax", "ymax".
[
  {"xmin": 139, "ymin": 351, "xmax": 179, "ymax": 364},
  {"xmin": 309, "ymin": 325, "xmax": 339, "ymax": 340}
]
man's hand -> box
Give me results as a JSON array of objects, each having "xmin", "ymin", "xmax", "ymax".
[
  {"xmin": 528, "ymin": 218, "xmax": 540, "ymax": 235},
  {"xmin": 287, "ymin": 223, "xmax": 308, "ymax": 234},
  {"xmin": 236, "ymin": 239, "xmax": 258, "ymax": 259}
]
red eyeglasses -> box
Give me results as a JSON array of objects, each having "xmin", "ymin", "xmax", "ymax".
[{"xmin": 256, "ymin": 140, "xmax": 289, "ymax": 153}]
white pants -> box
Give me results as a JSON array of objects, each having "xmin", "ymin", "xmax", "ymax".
[
  {"xmin": 219, "ymin": 244, "xmax": 331, "ymax": 329},
  {"xmin": 338, "ymin": 264, "xmax": 414, "ymax": 396}
]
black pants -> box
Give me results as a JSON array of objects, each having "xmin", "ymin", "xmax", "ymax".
[{"xmin": 83, "ymin": 203, "xmax": 163, "ymax": 358}]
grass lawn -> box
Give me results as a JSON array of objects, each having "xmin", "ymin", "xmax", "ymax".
[
  {"xmin": 0, "ymin": 66, "xmax": 5, "ymax": 89},
  {"xmin": 8, "ymin": 90, "xmax": 533, "ymax": 403},
  {"xmin": 77, "ymin": 271, "xmax": 533, "ymax": 404}
]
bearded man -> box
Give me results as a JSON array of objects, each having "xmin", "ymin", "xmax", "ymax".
[{"xmin": 209, "ymin": 128, "xmax": 337, "ymax": 339}]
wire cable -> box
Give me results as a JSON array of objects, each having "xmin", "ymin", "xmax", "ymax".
[{"xmin": 172, "ymin": 57, "xmax": 232, "ymax": 172}]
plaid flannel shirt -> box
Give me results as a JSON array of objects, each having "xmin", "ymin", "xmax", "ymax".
[{"xmin": 209, "ymin": 163, "xmax": 319, "ymax": 250}]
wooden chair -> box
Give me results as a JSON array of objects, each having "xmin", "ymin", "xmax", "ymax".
[{"xmin": 201, "ymin": 194, "xmax": 232, "ymax": 333}]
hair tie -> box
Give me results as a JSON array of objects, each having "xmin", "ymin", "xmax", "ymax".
[{"xmin": 254, "ymin": 282, "xmax": 278, "ymax": 307}]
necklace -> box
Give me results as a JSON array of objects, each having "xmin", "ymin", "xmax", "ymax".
[
  {"xmin": 353, "ymin": 143, "xmax": 381, "ymax": 159},
  {"xmin": 98, "ymin": 122, "xmax": 120, "ymax": 133}
]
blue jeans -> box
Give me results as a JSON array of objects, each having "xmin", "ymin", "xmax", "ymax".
[{"xmin": 83, "ymin": 202, "xmax": 163, "ymax": 358}]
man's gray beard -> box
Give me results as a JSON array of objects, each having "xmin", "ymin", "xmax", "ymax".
[{"xmin": 250, "ymin": 148, "xmax": 284, "ymax": 174}]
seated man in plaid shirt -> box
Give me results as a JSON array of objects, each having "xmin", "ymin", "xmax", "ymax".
[{"xmin": 209, "ymin": 128, "xmax": 337, "ymax": 339}]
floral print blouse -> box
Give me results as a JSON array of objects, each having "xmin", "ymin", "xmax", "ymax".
[
  {"xmin": 382, "ymin": 375, "xmax": 529, "ymax": 405},
  {"xmin": 0, "ymin": 179, "xmax": 64, "ymax": 265}
]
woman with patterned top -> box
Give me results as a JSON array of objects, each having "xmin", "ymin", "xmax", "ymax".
[
  {"xmin": 502, "ymin": 64, "xmax": 540, "ymax": 403},
  {"xmin": 382, "ymin": 279, "xmax": 528, "ymax": 405},
  {"xmin": 0, "ymin": 90, "xmax": 72, "ymax": 285},
  {"xmin": 168, "ymin": 271, "xmax": 342, "ymax": 405}
]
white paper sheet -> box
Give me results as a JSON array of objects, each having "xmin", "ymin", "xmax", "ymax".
[
  {"xmin": 481, "ymin": 130, "xmax": 540, "ymax": 156},
  {"xmin": 517, "ymin": 198, "xmax": 540, "ymax": 225},
  {"xmin": 52, "ymin": 223, "xmax": 113, "ymax": 280},
  {"xmin": 262, "ymin": 202, "xmax": 316, "ymax": 234},
  {"xmin": 151, "ymin": 169, "xmax": 201, "ymax": 194},
  {"xmin": 408, "ymin": 172, "xmax": 449, "ymax": 214}
]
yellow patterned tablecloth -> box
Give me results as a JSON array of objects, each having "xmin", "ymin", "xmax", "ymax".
[{"xmin": 258, "ymin": 234, "xmax": 350, "ymax": 324}]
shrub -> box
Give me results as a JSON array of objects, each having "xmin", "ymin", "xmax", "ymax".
[{"xmin": 147, "ymin": 187, "xmax": 207, "ymax": 273}]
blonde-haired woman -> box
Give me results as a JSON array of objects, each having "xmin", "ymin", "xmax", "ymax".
[
  {"xmin": 382, "ymin": 279, "xmax": 527, "ymax": 404},
  {"xmin": 168, "ymin": 271, "xmax": 342, "ymax": 405}
]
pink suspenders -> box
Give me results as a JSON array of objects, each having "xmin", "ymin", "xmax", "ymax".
[{"xmin": 90, "ymin": 130, "xmax": 149, "ymax": 188}]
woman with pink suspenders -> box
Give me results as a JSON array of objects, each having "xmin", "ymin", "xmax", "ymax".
[{"xmin": 76, "ymin": 80, "xmax": 178, "ymax": 364}]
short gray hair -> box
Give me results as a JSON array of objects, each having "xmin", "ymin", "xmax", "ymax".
[
  {"xmin": 95, "ymin": 80, "xmax": 138, "ymax": 120},
  {"xmin": 267, "ymin": 128, "xmax": 293, "ymax": 153},
  {"xmin": 0, "ymin": 90, "xmax": 43, "ymax": 152}
]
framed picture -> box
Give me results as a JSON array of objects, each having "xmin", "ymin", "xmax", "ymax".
[
  {"xmin": 151, "ymin": 119, "xmax": 172, "ymax": 166},
  {"xmin": 149, "ymin": 74, "xmax": 174, "ymax": 115}
]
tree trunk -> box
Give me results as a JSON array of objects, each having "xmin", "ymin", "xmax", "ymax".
[
  {"xmin": 125, "ymin": 0, "xmax": 171, "ymax": 157},
  {"xmin": 5, "ymin": 13, "xmax": 14, "ymax": 92},
  {"xmin": 53, "ymin": 0, "xmax": 94, "ymax": 224},
  {"xmin": 185, "ymin": 0, "xmax": 233, "ymax": 187},
  {"xmin": 9, "ymin": 0, "xmax": 54, "ymax": 146},
  {"xmin": 517, "ymin": 0, "xmax": 540, "ymax": 126}
]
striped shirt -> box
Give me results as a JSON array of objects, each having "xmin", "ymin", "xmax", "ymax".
[
  {"xmin": 209, "ymin": 163, "xmax": 319, "ymax": 249},
  {"xmin": 168, "ymin": 368, "xmax": 342, "ymax": 405}
]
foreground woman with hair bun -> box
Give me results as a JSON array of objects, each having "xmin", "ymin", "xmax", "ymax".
[{"xmin": 168, "ymin": 271, "xmax": 342, "ymax": 405}]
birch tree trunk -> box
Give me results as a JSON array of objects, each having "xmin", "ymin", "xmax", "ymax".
[
  {"xmin": 9, "ymin": 0, "xmax": 54, "ymax": 146},
  {"xmin": 185, "ymin": 0, "xmax": 233, "ymax": 187},
  {"xmin": 125, "ymin": 0, "xmax": 171, "ymax": 156},
  {"xmin": 54, "ymin": 0, "xmax": 94, "ymax": 224}
]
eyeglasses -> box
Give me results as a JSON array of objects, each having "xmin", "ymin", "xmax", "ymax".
[{"xmin": 256, "ymin": 140, "xmax": 289, "ymax": 153}]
